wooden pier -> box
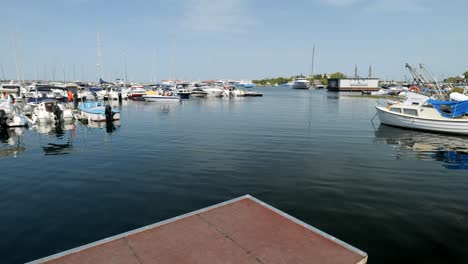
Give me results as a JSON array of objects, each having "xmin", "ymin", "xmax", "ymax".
[{"xmin": 28, "ymin": 195, "xmax": 367, "ymax": 264}]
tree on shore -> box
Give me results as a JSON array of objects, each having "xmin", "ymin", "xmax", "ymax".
[{"xmin": 329, "ymin": 72, "xmax": 347, "ymax": 79}]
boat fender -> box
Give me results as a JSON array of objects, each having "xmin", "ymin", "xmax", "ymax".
[
  {"xmin": 105, "ymin": 105, "xmax": 113, "ymax": 122},
  {"xmin": 0, "ymin": 109, "xmax": 7, "ymax": 128},
  {"xmin": 409, "ymin": 86, "xmax": 420, "ymax": 93}
]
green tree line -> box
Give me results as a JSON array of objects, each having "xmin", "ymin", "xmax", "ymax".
[
  {"xmin": 253, "ymin": 72, "xmax": 347, "ymax": 86},
  {"xmin": 445, "ymin": 71, "xmax": 468, "ymax": 84}
]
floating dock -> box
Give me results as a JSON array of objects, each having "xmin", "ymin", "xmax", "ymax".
[{"xmin": 29, "ymin": 195, "xmax": 367, "ymax": 264}]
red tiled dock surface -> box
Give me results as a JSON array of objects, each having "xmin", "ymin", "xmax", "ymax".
[{"xmin": 31, "ymin": 195, "xmax": 367, "ymax": 264}]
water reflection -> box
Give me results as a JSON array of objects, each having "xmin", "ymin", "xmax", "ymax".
[
  {"xmin": 0, "ymin": 127, "xmax": 25, "ymax": 157},
  {"xmin": 79, "ymin": 120, "xmax": 121, "ymax": 132},
  {"xmin": 35, "ymin": 122, "xmax": 77, "ymax": 155},
  {"xmin": 375, "ymin": 125, "xmax": 468, "ymax": 169}
]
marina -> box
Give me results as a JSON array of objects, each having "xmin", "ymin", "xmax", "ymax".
[
  {"xmin": 1, "ymin": 87, "xmax": 468, "ymax": 263},
  {"xmin": 2, "ymin": 0, "xmax": 468, "ymax": 263}
]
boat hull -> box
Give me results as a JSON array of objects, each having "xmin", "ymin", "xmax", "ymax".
[
  {"xmin": 143, "ymin": 95, "xmax": 180, "ymax": 102},
  {"xmin": 177, "ymin": 92, "xmax": 191, "ymax": 99},
  {"xmin": 376, "ymin": 106, "xmax": 468, "ymax": 135},
  {"xmin": 79, "ymin": 110, "xmax": 121, "ymax": 122},
  {"xmin": 292, "ymin": 82, "xmax": 310, "ymax": 89}
]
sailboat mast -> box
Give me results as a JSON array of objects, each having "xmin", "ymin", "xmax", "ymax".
[
  {"xmin": 311, "ymin": 44, "xmax": 315, "ymax": 78},
  {"xmin": 1, "ymin": 64, "xmax": 7, "ymax": 81},
  {"xmin": 13, "ymin": 36, "xmax": 20, "ymax": 83},
  {"xmin": 96, "ymin": 32, "xmax": 103, "ymax": 81},
  {"xmin": 124, "ymin": 52, "xmax": 128, "ymax": 87}
]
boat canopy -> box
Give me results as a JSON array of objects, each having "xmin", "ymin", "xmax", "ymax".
[
  {"xmin": 427, "ymin": 99, "xmax": 468, "ymax": 118},
  {"xmin": 88, "ymin": 87, "xmax": 102, "ymax": 92}
]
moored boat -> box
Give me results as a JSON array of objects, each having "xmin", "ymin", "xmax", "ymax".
[
  {"xmin": 128, "ymin": 87, "xmax": 147, "ymax": 100},
  {"xmin": 143, "ymin": 95, "xmax": 180, "ymax": 102},
  {"xmin": 78, "ymin": 101, "xmax": 120, "ymax": 122},
  {"xmin": 31, "ymin": 100, "xmax": 74, "ymax": 124},
  {"xmin": 292, "ymin": 77, "xmax": 311, "ymax": 89},
  {"xmin": 376, "ymin": 90, "xmax": 468, "ymax": 135},
  {"xmin": 176, "ymin": 88, "xmax": 191, "ymax": 99}
]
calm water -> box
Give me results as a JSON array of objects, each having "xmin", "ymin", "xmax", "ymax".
[{"xmin": 1, "ymin": 87, "xmax": 468, "ymax": 263}]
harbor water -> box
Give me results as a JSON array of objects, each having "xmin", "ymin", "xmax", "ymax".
[{"xmin": 1, "ymin": 87, "xmax": 468, "ymax": 263}]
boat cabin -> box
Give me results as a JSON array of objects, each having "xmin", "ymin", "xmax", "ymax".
[{"xmin": 388, "ymin": 106, "xmax": 419, "ymax": 116}]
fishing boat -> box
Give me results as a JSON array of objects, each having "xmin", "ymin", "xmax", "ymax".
[
  {"xmin": 31, "ymin": 100, "xmax": 74, "ymax": 124},
  {"xmin": 375, "ymin": 63, "xmax": 468, "ymax": 135},
  {"xmin": 78, "ymin": 101, "xmax": 120, "ymax": 122}
]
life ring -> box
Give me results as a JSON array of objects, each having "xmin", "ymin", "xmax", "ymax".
[{"xmin": 409, "ymin": 86, "xmax": 420, "ymax": 93}]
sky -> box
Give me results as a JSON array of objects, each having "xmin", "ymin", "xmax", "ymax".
[{"xmin": 0, "ymin": 0, "xmax": 467, "ymax": 82}]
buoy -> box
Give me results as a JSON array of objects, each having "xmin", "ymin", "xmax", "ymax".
[{"xmin": 409, "ymin": 86, "xmax": 420, "ymax": 93}]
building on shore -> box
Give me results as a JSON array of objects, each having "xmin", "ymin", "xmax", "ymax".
[{"xmin": 327, "ymin": 77, "xmax": 380, "ymax": 92}]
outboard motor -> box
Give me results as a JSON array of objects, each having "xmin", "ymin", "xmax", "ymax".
[
  {"xmin": 118, "ymin": 92, "xmax": 122, "ymax": 103},
  {"xmin": 53, "ymin": 104, "xmax": 63, "ymax": 124},
  {"xmin": 105, "ymin": 105, "xmax": 114, "ymax": 122},
  {"xmin": 0, "ymin": 109, "xmax": 7, "ymax": 129},
  {"xmin": 73, "ymin": 92, "xmax": 79, "ymax": 109}
]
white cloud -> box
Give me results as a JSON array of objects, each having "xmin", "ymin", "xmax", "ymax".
[{"xmin": 181, "ymin": 0, "xmax": 256, "ymax": 33}]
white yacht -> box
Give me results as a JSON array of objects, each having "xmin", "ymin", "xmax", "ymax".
[
  {"xmin": 292, "ymin": 77, "xmax": 311, "ymax": 89},
  {"xmin": 202, "ymin": 86, "xmax": 224, "ymax": 97}
]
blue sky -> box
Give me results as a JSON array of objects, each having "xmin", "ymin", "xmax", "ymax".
[{"xmin": 1, "ymin": 0, "xmax": 467, "ymax": 82}]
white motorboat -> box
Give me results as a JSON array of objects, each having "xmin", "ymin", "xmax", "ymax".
[
  {"xmin": 191, "ymin": 88, "xmax": 208, "ymax": 97},
  {"xmin": 0, "ymin": 87, "xmax": 31, "ymax": 127},
  {"xmin": 31, "ymin": 100, "xmax": 74, "ymax": 124},
  {"xmin": 376, "ymin": 92, "xmax": 468, "ymax": 135},
  {"xmin": 292, "ymin": 77, "xmax": 311, "ymax": 89},
  {"xmin": 109, "ymin": 87, "xmax": 128, "ymax": 101},
  {"xmin": 370, "ymin": 89, "xmax": 389, "ymax": 96},
  {"xmin": 176, "ymin": 88, "xmax": 191, "ymax": 99},
  {"xmin": 202, "ymin": 86, "xmax": 224, "ymax": 97},
  {"xmin": 143, "ymin": 93, "xmax": 180, "ymax": 102},
  {"xmin": 128, "ymin": 87, "xmax": 147, "ymax": 100},
  {"xmin": 78, "ymin": 101, "xmax": 120, "ymax": 122}
]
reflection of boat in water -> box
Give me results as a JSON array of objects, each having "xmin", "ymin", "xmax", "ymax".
[
  {"xmin": 0, "ymin": 127, "xmax": 26, "ymax": 157},
  {"xmin": 35, "ymin": 122, "xmax": 77, "ymax": 155},
  {"xmin": 35, "ymin": 121, "xmax": 76, "ymax": 135},
  {"xmin": 78, "ymin": 119, "xmax": 120, "ymax": 133},
  {"xmin": 375, "ymin": 125, "xmax": 468, "ymax": 169}
]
